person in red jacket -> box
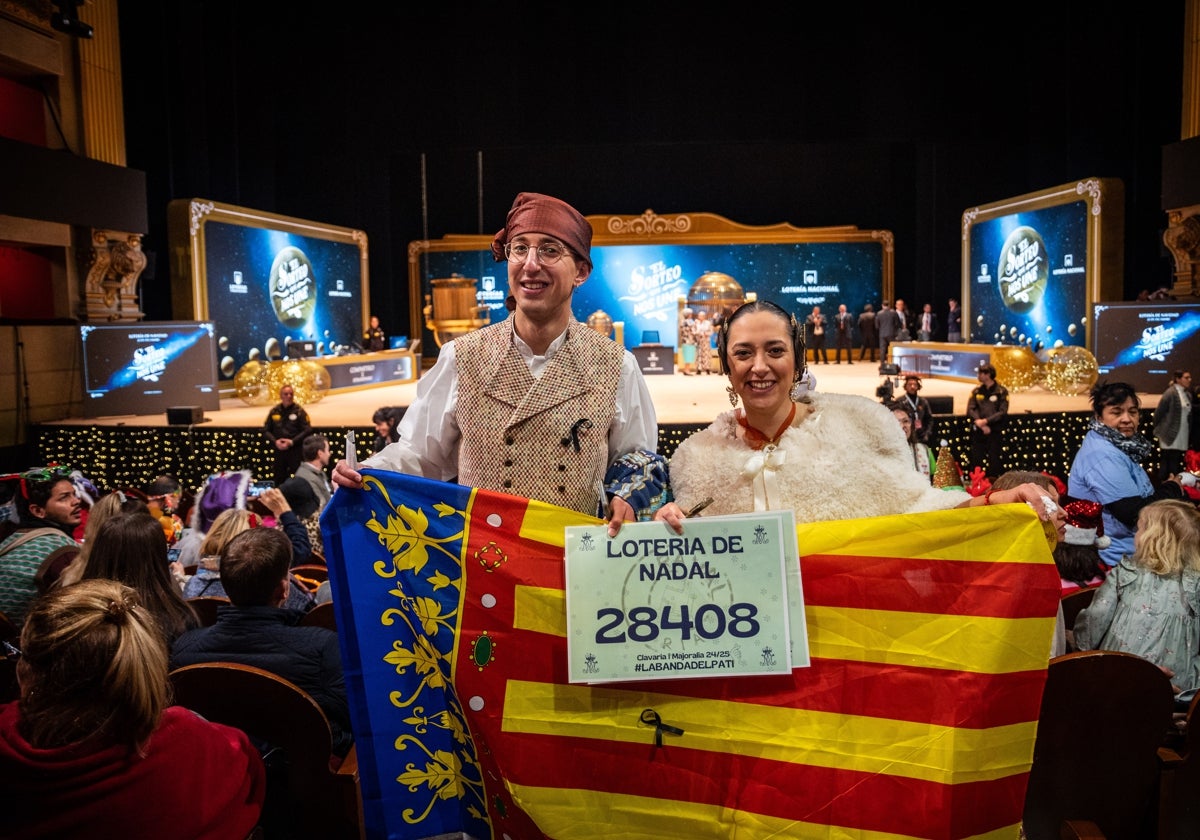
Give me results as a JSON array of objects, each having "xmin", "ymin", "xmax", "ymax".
[{"xmin": 0, "ymin": 579, "xmax": 265, "ymax": 839}]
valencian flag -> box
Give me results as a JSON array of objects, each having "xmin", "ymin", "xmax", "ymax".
[{"xmin": 322, "ymin": 470, "xmax": 1060, "ymax": 839}]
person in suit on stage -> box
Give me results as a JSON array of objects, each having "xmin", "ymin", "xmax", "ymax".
[
  {"xmin": 894, "ymin": 299, "xmax": 912, "ymax": 342},
  {"xmin": 805, "ymin": 305, "xmax": 828, "ymax": 365},
  {"xmin": 833, "ymin": 303, "xmax": 854, "ymax": 364},
  {"xmin": 946, "ymin": 297, "xmax": 963, "ymax": 343},
  {"xmin": 917, "ymin": 303, "xmax": 938, "ymax": 342},
  {"xmin": 857, "ymin": 303, "xmax": 877, "ymax": 362},
  {"xmin": 876, "ymin": 301, "xmax": 900, "ymax": 365}
]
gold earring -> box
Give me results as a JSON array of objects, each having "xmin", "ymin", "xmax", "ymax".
[{"xmin": 726, "ymin": 385, "xmax": 739, "ymax": 407}]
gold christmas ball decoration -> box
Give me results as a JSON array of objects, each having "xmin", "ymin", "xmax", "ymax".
[
  {"xmin": 990, "ymin": 345, "xmax": 1039, "ymax": 392},
  {"xmin": 1040, "ymin": 346, "xmax": 1099, "ymax": 396},
  {"xmin": 298, "ymin": 360, "xmax": 331, "ymax": 404},
  {"xmin": 586, "ymin": 310, "xmax": 614, "ymax": 338},
  {"xmin": 265, "ymin": 359, "xmax": 331, "ymax": 406},
  {"xmin": 234, "ymin": 360, "xmax": 274, "ymax": 406}
]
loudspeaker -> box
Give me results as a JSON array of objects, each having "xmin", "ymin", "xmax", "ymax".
[
  {"xmin": 166, "ymin": 405, "xmax": 204, "ymax": 425},
  {"xmin": 926, "ymin": 395, "xmax": 954, "ymax": 414}
]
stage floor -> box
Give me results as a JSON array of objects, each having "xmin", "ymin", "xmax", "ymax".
[{"xmin": 52, "ymin": 359, "xmax": 1102, "ymax": 429}]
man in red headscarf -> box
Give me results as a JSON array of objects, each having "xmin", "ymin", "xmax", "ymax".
[{"xmin": 333, "ymin": 193, "xmax": 666, "ymax": 534}]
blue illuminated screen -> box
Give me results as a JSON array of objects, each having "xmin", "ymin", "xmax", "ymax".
[
  {"xmin": 202, "ymin": 221, "xmax": 364, "ymax": 379},
  {"xmin": 418, "ymin": 241, "xmax": 884, "ymax": 351},
  {"xmin": 1093, "ymin": 302, "xmax": 1200, "ymax": 393},
  {"xmin": 967, "ymin": 200, "xmax": 1089, "ymax": 349},
  {"xmin": 80, "ymin": 321, "xmax": 219, "ymax": 417}
]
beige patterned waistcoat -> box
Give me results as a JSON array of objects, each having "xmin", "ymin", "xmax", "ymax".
[{"xmin": 455, "ymin": 320, "xmax": 624, "ymax": 515}]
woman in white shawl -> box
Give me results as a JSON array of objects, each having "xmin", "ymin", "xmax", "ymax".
[{"xmin": 655, "ymin": 299, "xmax": 1055, "ymax": 529}]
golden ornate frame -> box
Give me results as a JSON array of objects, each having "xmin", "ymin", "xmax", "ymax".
[{"xmin": 407, "ymin": 208, "xmax": 894, "ymax": 354}]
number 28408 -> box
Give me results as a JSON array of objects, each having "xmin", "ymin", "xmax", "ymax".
[{"xmin": 595, "ymin": 603, "xmax": 760, "ymax": 643}]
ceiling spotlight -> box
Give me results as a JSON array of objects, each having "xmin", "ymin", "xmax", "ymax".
[{"xmin": 50, "ymin": 1, "xmax": 94, "ymax": 39}]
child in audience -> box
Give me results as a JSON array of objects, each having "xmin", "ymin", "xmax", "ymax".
[
  {"xmin": 1055, "ymin": 499, "xmax": 1108, "ymax": 592},
  {"xmin": 1073, "ymin": 499, "xmax": 1200, "ymax": 695}
]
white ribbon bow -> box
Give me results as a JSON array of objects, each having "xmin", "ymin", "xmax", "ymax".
[{"xmin": 742, "ymin": 445, "xmax": 788, "ymax": 511}]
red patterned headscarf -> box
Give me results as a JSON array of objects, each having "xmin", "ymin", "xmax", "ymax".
[{"xmin": 490, "ymin": 192, "xmax": 592, "ymax": 270}]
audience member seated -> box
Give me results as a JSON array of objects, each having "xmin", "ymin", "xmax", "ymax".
[
  {"xmin": 989, "ymin": 470, "xmax": 1068, "ymax": 542},
  {"xmin": 1055, "ymin": 499, "xmax": 1108, "ymax": 593},
  {"xmin": 57, "ymin": 490, "xmax": 149, "ymax": 589},
  {"xmin": 174, "ymin": 470, "xmax": 253, "ymax": 571},
  {"xmin": 171, "ymin": 527, "xmax": 352, "ymax": 757},
  {"xmin": 0, "ymin": 579, "xmax": 266, "ymax": 838},
  {"xmin": 183, "ymin": 503, "xmax": 315, "ymax": 613},
  {"xmin": 1068, "ymin": 380, "xmax": 1194, "ymax": 569},
  {"xmin": 77, "ymin": 513, "xmax": 202, "ymax": 645},
  {"xmin": 0, "ymin": 467, "xmax": 82, "ymax": 627},
  {"xmin": 143, "ymin": 480, "xmax": 185, "ymax": 548},
  {"xmin": 293, "ymin": 434, "xmax": 332, "ymax": 511},
  {"xmin": 1074, "ymin": 499, "xmax": 1200, "ymax": 697},
  {"xmin": 144, "ymin": 473, "xmax": 188, "ymax": 532},
  {"xmin": 279, "ymin": 475, "xmax": 324, "ymax": 559},
  {"xmin": 989, "ymin": 469, "xmax": 1069, "ymax": 657},
  {"xmin": 371, "ymin": 406, "xmax": 403, "ymax": 454},
  {"xmin": 64, "ymin": 469, "xmax": 102, "ymax": 543},
  {"xmin": 257, "ymin": 485, "xmax": 315, "ymax": 568}
]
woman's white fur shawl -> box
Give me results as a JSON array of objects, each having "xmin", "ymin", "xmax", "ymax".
[{"xmin": 668, "ymin": 392, "xmax": 966, "ymax": 523}]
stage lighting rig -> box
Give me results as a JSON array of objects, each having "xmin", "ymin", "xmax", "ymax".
[{"xmin": 50, "ymin": 1, "xmax": 94, "ymax": 39}]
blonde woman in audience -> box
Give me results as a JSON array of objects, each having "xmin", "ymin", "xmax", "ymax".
[
  {"xmin": 0, "ymin": 579, "xmax": 265, "ymax": 838},
  {"xmin": 1074, "ymin": 499, "xmax": 1200, "ymax": 695},
  {"xmin": 183, "ymin": 492, "xmax": 315, "ymax": 613}
]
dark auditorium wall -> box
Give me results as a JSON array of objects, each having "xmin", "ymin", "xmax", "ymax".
[{"xmin": 116, "ymin": 2, "xmax": 1186, "ymax": 340}]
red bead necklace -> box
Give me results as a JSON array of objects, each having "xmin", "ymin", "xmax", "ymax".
[{"xmin": 737, "ymin": 403, "xmax": 797, "ymax": 451}]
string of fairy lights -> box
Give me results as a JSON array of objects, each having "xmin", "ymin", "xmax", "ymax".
[{"xmin": 32, "ymin": 413, "xmax": 1163, "ymax": 496}]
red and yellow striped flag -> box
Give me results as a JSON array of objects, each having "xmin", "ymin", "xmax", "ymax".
[{"xmin": 323, "ymin": 471, "xmax": 1059, "ymax": 839}]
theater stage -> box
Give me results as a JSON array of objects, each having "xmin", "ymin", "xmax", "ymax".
[
  {"xmin": 48, "ymin": 358, "xmax": 1097, "ymax": 430},
  {"xmin": 34, "ymin": 356, "xmax": 1125, "ymax": 494}
]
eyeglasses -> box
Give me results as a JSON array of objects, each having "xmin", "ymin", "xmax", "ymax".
[{"xmin": 503, "ymin": 242, "xmax": 573, "ymax": 265}]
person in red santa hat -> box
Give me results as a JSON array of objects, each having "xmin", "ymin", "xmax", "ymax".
[{"xmin": 1054, "ymin": 499, "xmax": 1109, "ymax": 593}]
